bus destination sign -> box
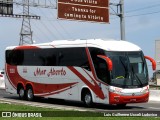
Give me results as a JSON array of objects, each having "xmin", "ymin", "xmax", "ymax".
[{"xmin": 58, "ymin": 0, "xmax": 109, "ymax": 23}]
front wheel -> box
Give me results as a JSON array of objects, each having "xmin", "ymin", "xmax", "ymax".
[
  {"xmin": 83, "ymin": 91, "xmax": 93, "ymax": 107},
  {"xmin": 26, "ymin": 86, "xmax": 34, "ymax": 101}
]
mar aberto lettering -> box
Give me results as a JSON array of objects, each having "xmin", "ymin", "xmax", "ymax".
[{"xmin": 34, "ymin": 68, "xmax": 66, "ymax": 77}]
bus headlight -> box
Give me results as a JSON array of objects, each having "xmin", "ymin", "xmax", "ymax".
[
  {"xmin": 109, "ymin": 87, "xmax": 122, "ymax": 94},
  {"xmin": 141, "ymin": 88, "xmax": 149, "ymax": 94}
]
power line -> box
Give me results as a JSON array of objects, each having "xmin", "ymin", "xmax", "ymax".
[
  {"xmin": 110, "ymin": 9, "xmax": 160, "ymax": 20},
  {"xmin": 38, "ymin": 8, "xmax": 66, "ymax": 39},
  {"xmin": 125, "ymin": 10, "xmax": 160, "ymax": 18},
  {"xmin": 29, "ymin": 6, "xmax": 62, "ymax": 40},
  {"xmin": 110, "ymin": 6, "xmax": 119, "ymax": 16},
  {"xmin": 40, "ymin": 19, "xmax": 59, "ymax": 39},
  {"xmin": 48, "ymin": 9, "xmax": 73, "ymax": 39},
  {"xmin": 14, "ymin": 0, "xmax": 56, "ymax": 9},
  {"xmin": 110, "ymin": 1, "xmax": 160, "ymax": 21},
  {"xmin": 32, "ymin": 20, "xmax": 52, "ymax": 42},
  {"xmin": 126, "ymin": 3, "xmax": 160, "ymax": 13}
]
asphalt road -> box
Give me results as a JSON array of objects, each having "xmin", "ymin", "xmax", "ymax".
[{"xmin": 0, "ymin": 89, "xmax": 160, "ymax": 112}]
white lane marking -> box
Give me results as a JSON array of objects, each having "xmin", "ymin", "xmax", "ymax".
[{"xmin": 148, "ymin": 107, "xmax": 160, "ymax": 110}]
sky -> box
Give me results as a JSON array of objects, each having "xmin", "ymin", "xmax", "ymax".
[{"xmin": 0, "ymin": 0, "xmax": 160, "ymax": 77}]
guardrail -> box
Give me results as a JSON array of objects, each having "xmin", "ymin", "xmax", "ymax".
[
  {"xmin": 148, "ymin": 84, "xmax": 160, "ymax": 101},
  {"xmin": 149, "ymin": 84, "xmax": 160, "ymax": 90}
]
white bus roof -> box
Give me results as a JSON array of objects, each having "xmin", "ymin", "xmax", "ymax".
[{"xmin": 6, "ymin": 39, "xmax": 142, "ymax": 52}]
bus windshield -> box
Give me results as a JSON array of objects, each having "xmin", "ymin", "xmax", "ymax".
[{"xmin": 106, "ymin": 51, "xmax": 148, "ymax": 88}]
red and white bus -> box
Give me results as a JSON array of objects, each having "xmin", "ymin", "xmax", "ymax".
[
  {"xmin": 0, "ymin": 70, "xmax": 5, "ymax": 89},
  {"xmin": 5, "ymin": 39, "xmax": 156, "ymax": 107}
]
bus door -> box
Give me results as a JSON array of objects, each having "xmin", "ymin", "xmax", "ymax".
[{"xmin": 89, "ymin": 48, "xmax": 111, "ymax": 102}]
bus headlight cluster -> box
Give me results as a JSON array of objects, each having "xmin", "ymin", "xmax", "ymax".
[
  {"xmin": 109, "ymin": 87, "xmax": 123, "ymax": 94},
  {"xmin": 141, "ymin": 87, "xmax": 149, "ymax": 94}
]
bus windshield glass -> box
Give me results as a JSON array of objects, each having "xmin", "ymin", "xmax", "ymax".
[{"xmin": 106, "ymin": 51, "xmax": 148, "ymax": 88}]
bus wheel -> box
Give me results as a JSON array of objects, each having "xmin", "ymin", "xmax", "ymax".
[
  {"xmin": 26, "ymin": 86, "xmax": 34, "ymax": 101},
  {"xmin": 116, "ymin": 104, "xmax": 127, "ymax": 108},
  {"xmin": 18, "ymin": 87, "xmax": 25, "ymax": 100},
  {"xmin": 83, "ymin": 91, "xmax": 93, "ymax": 107}
]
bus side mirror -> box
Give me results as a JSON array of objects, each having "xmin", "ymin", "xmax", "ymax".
[
  {"xmin": 97, "ymin": 55, "xmax": 113, "ymax": 71},
  {"xmin": 144, "ymin": 56, "xmax": 156, "ymax": 70}
]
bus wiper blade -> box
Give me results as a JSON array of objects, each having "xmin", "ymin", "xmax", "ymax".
[
  {"xmin": 131, "ymin": 66, "xmax": 143, "ymax": 86},
  {"xmin": 119, "ymin": 57, "xmax": 129, "ymax": 78},
  {"xmin": 134, "ymin": 74, "xmax": 143, "ymax": 86}
]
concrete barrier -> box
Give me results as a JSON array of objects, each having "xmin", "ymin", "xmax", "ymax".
[
  {"xmin": 149, "ymin": 90, "xmax": 160, "ymax": 102},
  {"xmin": 0, "ymin": 79, "xmax": 5, "ymax": 89}
]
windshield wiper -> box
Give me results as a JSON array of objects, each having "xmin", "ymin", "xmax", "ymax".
[
  {"xmin": 131, "ymin": 66, "xmax": 143, "ymax": 86},
  {"xmin": 119, "ymin": 57, "xmax": 129, "ymax": 78}
]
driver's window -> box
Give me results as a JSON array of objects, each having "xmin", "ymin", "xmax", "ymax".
[
  {"xmin": 110, "ymin": 55, "xmax": 127, "ymax": 79},
  {"xmin": 89, "ymin": 47, "xmax": 110, "ymax": 84}
]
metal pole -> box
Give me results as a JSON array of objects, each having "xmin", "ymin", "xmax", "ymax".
[{"xmin": 120, "ymin": 0, "xmax": 125, "ymax": 40}]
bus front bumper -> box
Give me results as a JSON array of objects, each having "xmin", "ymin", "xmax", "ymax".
[{"xmin": 109, "ymin": 91, "xmax": 149, "ymax": 105}]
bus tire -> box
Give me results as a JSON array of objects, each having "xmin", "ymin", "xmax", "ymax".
[
  {"xmin": 26, "ymin": 86, "xmax": 34, "ymax": 101},
  {"xmin": 83, "ymin": 90, "xmax": 93, "ymax": 107},
  {"xmin": 18, "ymin": 86, "xmax": 25, "ymax": 100}
]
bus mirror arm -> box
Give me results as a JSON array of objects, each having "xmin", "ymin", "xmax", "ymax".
[
  {"xmin": 97, "ymin": 55, "xmax": 113, "ymax": 71},
  {"xmin": 144, "ymin": 56, "xmax": 156, "ymax": 70}
]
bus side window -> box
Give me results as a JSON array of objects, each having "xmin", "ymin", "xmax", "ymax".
[
  {"xmin": 57, "ymin": 48, "xmax": 90, "ymax": 71},
  {"xmin": 7, "ymin": 50, "xmax": 24, "ymax": 65},
  {"xmin": 57, "ymin": 51, "xmax": 64, "ymax": 65},
  {"xmin": 43, "ymin": 49, "xmax": 57, "ymax": 66},
  {"xmin": 89, "ymin": 47, "xmax": 110, "ymax": 84}
]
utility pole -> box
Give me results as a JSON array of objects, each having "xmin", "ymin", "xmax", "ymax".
[
  {"xmin": 110, "ymin": 0, "xmax": 126, "ymax": 40},
  {"xmin": 119, "ymin": 0, "xmax": 125, "ymax": 40}
]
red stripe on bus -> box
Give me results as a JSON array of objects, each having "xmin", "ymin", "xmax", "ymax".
[
  {"xmin": 85, "ymin": 48, "xmax": 107, "ymax": 84},
  {"xmin": 38, "ymin": 85, "xmax": 75, "ymax": 97},
  {"xmin": 6, "ymin": 64, "xmax": 78, "ymax": 95},
  {"xmin": 5, "ymin": 64, "xmax": 17, "ymax": 89},
  {"xmin": 67, "ymin": 66, "xmax": 105, "ymax": 99},
  {"xmin": 14, "ymin": 46, "xmax": 39, "ymax": 50},
  {"xmin": 85, "ymin": 48, "xmax": 97, "ymax": 79}
]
